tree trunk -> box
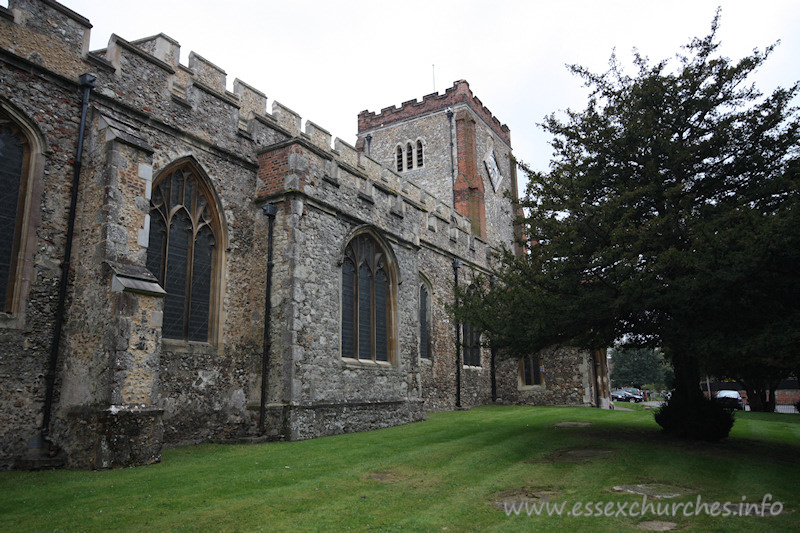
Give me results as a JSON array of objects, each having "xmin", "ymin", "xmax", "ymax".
[{"xmin": 671, "ymin": 350, "xmax": 704, "ymax": 405}]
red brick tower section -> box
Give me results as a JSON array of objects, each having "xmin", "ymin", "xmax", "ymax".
[
  {"xmin": 454, "ymin": 110, "xmax": 486, "ymax": 239},
  {"xmin": 256, "ymin": 142, "xmax": 309, "ymax": 200}
]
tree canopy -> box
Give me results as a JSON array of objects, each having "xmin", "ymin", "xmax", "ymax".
[
  {"xmin": 454, "ymin": 13, "xmax": 799, "ymax": 418},
  {"xmin": 609, "ymin": 347, "xmax": 672, "ymax": 389}
]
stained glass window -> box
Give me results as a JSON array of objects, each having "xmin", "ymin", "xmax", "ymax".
[
  {"xmin": 341, "ymin": 233, "xmax": 393, "ymax": 361},
  {"xmin": 147, "ymin": 165, "xmax": 218, "ymax": 342},
  {"xmin": 0, "ymin": 115, "xmax": 27, "ymax": 312}
]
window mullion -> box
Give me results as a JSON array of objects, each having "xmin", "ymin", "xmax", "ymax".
[
  {"xmin": 353, "ymin": 262, "xmax": 359, "ymax": 359},
  {"xmin": 370, "ymin": 266, "xmax": 376, "ymax": 361}
]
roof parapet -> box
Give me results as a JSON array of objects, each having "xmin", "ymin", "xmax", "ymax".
[{"xmin": 357, "ymin": 79, "xmax": 511, "ymax": 146}]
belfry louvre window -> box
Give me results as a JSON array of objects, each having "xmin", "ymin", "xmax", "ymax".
[
  {"xmin": 416, "ymin": 140, "xmax": 424, "ymax": 167},
  {"xmin": 341, "ymin": 233, "xmax": 394, "ymax": 362},
  {"xmin": 462, "ymin": 322, "xmax": 481, "ymax": 366},
  {"xmin": 521, "ymin": 354, "xmax": 542, "ymax": 386},
  {"xmin": 396, "ymin": 146, "xmax": 403, "ymax": 172},
  {"xmin": 0, "ymin": 115, "xmax": 27, "ymax": 312},
  {"xmin": 146, "ymin": 164, "xmax": 220, "ymax": 342},
  {"xmin": 406, "ymin": 142, "xmax": 414, "ymax": 170}
]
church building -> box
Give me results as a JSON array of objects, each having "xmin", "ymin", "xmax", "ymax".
[{"xmin": 0, "ymin": 0, "xmax": 609, "ymax": 470}]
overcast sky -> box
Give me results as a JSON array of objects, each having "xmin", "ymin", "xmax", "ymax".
[{"xmin": 62, "ymin": 0, "xmax": 800, "ymax": 179}]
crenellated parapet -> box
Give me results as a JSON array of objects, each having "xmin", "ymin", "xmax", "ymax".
[
  {"xmin": 256, "ymin": 125, "xmax": 487, "ymax": 264},
  {"xmin": 0, "ymin": 0, "xmax": 488, "ymax": 262},
  {"xmin": 357, "ymin": 79, "xmax": 511, "ymax": 147},
  {"xmin": 0, "ymin": 0, "xmax": 91, "ymax": 79}
]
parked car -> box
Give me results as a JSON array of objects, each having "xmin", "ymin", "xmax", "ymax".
[
  {"xmin": 611, "ymin": 390, "xmax": 629, "ymax": 402},
  {"xmin": 612, "ymin": 389, "xmax": 643, "ymax": 403},
  {"xmin": 622, "ymin": 388, "xmax": 645, "ymax": 402},
  {"xmin": 715, "ymin": 390, "xmax": 746, "ymax": 410}
]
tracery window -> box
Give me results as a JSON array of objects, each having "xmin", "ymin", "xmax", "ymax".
[
  {"xmin": 0, "ymin": 111, "xmax": 30, "ymax": 312},
  {"xmin": 462, "ymin": 322, "xmax": 481, "ymax": 367},
  {"xmin": 520, "ymin": 353, "xmax": 543, "ymax": 386},
  {"xmin": 341, "ymin": 233, "xmax": 394, "ymax": 362},
  {"xmin": 146, "ymin": 163, "xmax": 221, "ymax": 342},
  {"xmin": 416, "ymin": 140, "xmax": 424, "ymax": 167},
  {"xmin": 406, "ymin": 142, "xmax": 413, "ymax": 170}
]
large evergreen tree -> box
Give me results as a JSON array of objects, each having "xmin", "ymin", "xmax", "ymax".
[
  {"xmin": 455, "ymin": 14, "xmax": 799, "ymax": 434},
  {"xmin": 610, "ymin": 348, "xmax": 670, "ymax": 389}
]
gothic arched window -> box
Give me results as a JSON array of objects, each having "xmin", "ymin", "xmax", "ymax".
[
  {"xmin": 146, "ymin": 163, "xmax": 222, "ymax": 342},
  {"xmin": 416, "ymin": 140, "xmax": 424, "ymax": 168},
  {"xmin": 341, "ymin": 233, "xmax": 395, "ymax": 362},
  {"xmin": 0, "ymin": 111, "xmax": 31, "ymax": 312},
  {"xmin": 406, "ymin": 142, "xmax": 414, "ymax": 170}
]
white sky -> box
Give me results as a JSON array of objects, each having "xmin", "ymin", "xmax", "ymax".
[{"xmin": 62, "ymin": 0, "xmax": 800, "ymax": 177}]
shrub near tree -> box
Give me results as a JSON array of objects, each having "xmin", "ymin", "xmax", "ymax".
[{"xmin": 454, "ymin": 12, "xmax": 799, "ymax": 441}]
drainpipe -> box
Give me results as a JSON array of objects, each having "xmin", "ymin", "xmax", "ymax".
[
  {"xmin": 446, "ymin": 108, "xmax": 455, "ymax": 214},
  {"xmin": 259, "ymin": 203, "xmax": 278, "ymax": 435},
  {"xmin": 489, "ymin": 275, "xmax": 497, "ymax": 402},
  {"xmin": 453, "ymin": 258, "xmax": 462, "ymax": 408},
  {"xmin": 40, "ymin": 73, "xmax": 96, "ymax": 441}
]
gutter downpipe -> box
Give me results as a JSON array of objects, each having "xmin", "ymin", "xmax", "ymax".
[
  {"xmin": 446, "ymin": 108, "xmax": 455, "ymax": 214},
  {"xmin": 259, "ymin": 203, "xmax": 278, "ymax": 435},
  {"xmin": 40, "ymin": 73, "xmax": 96, "ymax": 441},
  {"xmin": 453, "ymin": 258, "xmax": 462, "ymax": 408},
  {"xmin": 489, "ymin": 276, "xmax": 497, "ymax": 402}
]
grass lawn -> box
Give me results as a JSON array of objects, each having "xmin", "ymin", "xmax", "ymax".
[{"xmin": 1, "ymin": 406, "xmax": 798, "ymax": 532}]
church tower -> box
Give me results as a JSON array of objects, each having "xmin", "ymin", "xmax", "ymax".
[{"xmin": 357, "ymin": 80, "xmax": 520, "ymax": 251}]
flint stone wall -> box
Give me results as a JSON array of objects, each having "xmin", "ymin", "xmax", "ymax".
[{"xmin": 0, "ymin": 0, "xmax": 603, "ymax": 470}]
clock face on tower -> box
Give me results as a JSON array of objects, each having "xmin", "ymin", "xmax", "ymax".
[{"xmin": 484, "ymin": 150, "xmax": 503, "ymax": 192}]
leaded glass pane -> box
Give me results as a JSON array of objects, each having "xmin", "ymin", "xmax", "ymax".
[
  {"xmin": 162, "ymin": 211, "xmax": 190, "ymax": 338},
  {"xmin": 463, "ymin": 323, "xmax": 481, "ymax": 366},
  {"xmin": 419, "ymin": 285, "xmax": 429, "ymax": 359},
  {"xmin": 0, "ymin": 127, "xmax": 23, "ymax": 306},
  {"xmin": 523, "ymin": 354, "xmax": 533, "ymax": 386},
  {"xmin": 188, "ymin": 225, "xmax": 213, "ymax": 342},
  {"xmin": 341, "ymin": 259, "xmax": 356, "ymax": 357},
  {"xmin": 358, "ymin": 263, "xmax": 372, "ymax": 359},
  {"xmin": 375, "ymin": 268, "xmax": 388, "ymax": 362}
]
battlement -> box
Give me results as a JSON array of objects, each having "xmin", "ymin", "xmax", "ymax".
[
  {"xmin": 0, "ymin": 0, "xmax": 486, "ymax": 256},
  {"xmin": 357, "ymin": 80, "xmax": 511, "ymax": 146}
]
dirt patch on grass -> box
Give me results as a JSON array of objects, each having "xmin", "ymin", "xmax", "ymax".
[
  {"xmin": 528, "ymin": 447, "xmax": 614, "ymax": 463},
  {"xmin": 637, "ymin": 521, "xmax": 678, "ymax": 531},
  {"xmin": 365, "ymin": 470, "xmax": 407, "ymax": 483},
  {"xmin": 613, "ymin": 483, "xmax": 693, "ymax": 498},
  {"xmin": 492, "ymin": 487, "xmax": 560, "ymax": 510},
  {"xmin": 554, "ymin": 421, "xmax": 592, "ymax": 428}
]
